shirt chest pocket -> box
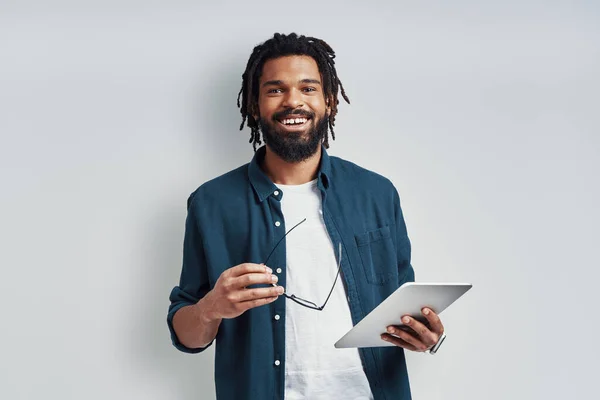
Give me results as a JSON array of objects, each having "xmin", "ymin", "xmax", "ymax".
[{"xmin": 355, "ymin": 226, "xmax": 398, "ymax": 285}]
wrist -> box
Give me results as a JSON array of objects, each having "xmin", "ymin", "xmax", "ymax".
[{"xmin": 195, "ymin": 293, "xmax": 221, "ymax": 324}]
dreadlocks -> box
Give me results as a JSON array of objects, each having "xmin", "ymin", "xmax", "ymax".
[{"xmin": 237, "ymin": 33, "xmax": 350, "ymax": 151}]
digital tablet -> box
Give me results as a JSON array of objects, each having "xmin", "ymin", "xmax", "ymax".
[{"xmin": 334, "ymin": 282, "xmax": 472, "ymax": 348}]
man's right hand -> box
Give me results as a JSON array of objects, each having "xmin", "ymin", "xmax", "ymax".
[{"xmin": 199, "ymin": 263, "xmax": 284, "ymax": 321}]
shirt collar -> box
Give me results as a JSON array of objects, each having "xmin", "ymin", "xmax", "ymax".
[{"xmin": 248, "ymin": 145, "xmax": 331, "ymax": 203}]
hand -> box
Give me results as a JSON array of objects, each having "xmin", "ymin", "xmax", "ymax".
[
  {"xmin": 380, "ymin": 308, "xmax": 445, "ymax": 352},
  {"xmin": 199, "ymin": 263, "xmax": 284, "ymax": 321}
]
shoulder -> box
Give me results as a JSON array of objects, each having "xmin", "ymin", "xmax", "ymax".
[
  {"xmin": 329, "ymin": 155, "xmax": 397, "ymax": 195},
  {"xmin": 187, "ymin": 163, "xmax": 250, "ymax": 210}
]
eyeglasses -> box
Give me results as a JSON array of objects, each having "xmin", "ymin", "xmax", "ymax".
[{"xmin": 263, "ymin": 218, "xmax": 343, "ymax": 311}]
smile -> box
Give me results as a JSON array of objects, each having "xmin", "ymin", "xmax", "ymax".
[
  {"xmin": 279, "ymin": 117, "xmax": 308, "ymax": 125},
  {"xmin": 276, "ymin": 116, "xmax": 311, "ymax": 131}
]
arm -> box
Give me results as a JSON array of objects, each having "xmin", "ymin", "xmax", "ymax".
[
  {"xmin": 381, "ymin": 186, "xmax": 445, "ymax": 351},
  {"xmin": 167, "ymin": 193, "xmax": 283, "ymax": 352},
  {"xmin": 171, "ymin": 263, "xmax": 284, "ymax": 350},
  {"xmin": 393, "ymin": 186, "xmax": 415, "ymax": 284},
  {"xmin": 171, "ymin": 298, "xmax": 223, "ymax": 349},
  {"xmin": 173, "ymin": 263, "xmax": 283, "ymax": 348},
  {"xmin": 167, "ymin": 192, "xmax": 215, "ymax": 352}
]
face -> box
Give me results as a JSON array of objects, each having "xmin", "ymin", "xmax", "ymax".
[{"xmin": 256, "ymin": 55, "xmax": 330, "ymax": 163}]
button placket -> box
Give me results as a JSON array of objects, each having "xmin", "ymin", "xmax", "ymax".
[{"xmin": 266, "ymin": 195, "xmax": 285, "ymax": 393}]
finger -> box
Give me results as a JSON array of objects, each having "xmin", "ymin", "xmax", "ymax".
[
  {"xmin": 385, "ymin": 325, "xmax": 430, "ymax": 351},
  {"xmin": 236, "ymin": 286, "xmax": 284, "ymax": 302},
  {"xmin": 380, "ymin": 333, "xmax": 418, "ymax": 351},
  {"xmin": 422, "ymin": 308, "xmax": 445, "ymax": 336},
  {"xmin": 228, "ymin": 263, "xmax": 272, "ymax": 277},
  {"xmin": 232, "ymin": 272, "xmax": 278, "ymax": 288},
  {"xmin": 238, "ymin": 296, "xmax": 279, "ymax": 311},
  {"xmin": 400, "ymin": 315, "xmax": 438, "ymax": 347}
]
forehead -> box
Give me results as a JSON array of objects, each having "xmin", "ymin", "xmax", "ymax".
[{"xmin": 260, "ymin": 55, "xmax": 321, "ymax": 83}]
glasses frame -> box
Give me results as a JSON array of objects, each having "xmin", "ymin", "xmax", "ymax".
[{"xmin": 263, "ymin": 218, "xmax": 343, "ymax": 311}]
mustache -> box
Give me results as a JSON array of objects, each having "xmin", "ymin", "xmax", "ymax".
[{"xmin": 272, "ymin": 109, "xmax": 314, "ymax": 120}]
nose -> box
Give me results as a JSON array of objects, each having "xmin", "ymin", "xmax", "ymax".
[{"xmin": 282, "ymin": 88, "xmax": 303, "ymax": 109}]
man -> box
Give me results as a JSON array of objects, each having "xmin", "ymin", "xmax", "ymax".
[{"xmin": 167, "ymin": 33, "xmax": 446, "ymax": 400}]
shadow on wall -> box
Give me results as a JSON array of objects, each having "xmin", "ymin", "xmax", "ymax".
[{"xmin": 128, "ymin": 55, "xmax": 251, "ymax": 399}]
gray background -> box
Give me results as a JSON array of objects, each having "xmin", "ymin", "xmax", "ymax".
[{"xmin": 1, "ymin": 0, "xmax": 598, "ymax": 399}]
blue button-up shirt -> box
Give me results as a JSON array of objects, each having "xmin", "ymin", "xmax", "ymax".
[{"xmin": 167, "ymin": 145, "xmax": 415, "ymax": 400}]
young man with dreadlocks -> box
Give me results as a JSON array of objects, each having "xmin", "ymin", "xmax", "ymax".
[{"xmin": 167, "ymin": 33, "xmax": 446, "ymax": 400}]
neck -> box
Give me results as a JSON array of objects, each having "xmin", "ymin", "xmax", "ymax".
[{"xmin": 261, "ymin": 145, "xmax": 322, "ymax": 185}]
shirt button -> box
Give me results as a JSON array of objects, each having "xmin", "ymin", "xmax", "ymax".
[
  {"xmin": 274, "ymin": 360, "xmax": 281, "ymax": 366},
  {"xmin": 274, "ymin": 190, "xmax": 279, "ymax": 196},
  {"xmin": 274, "ymin": 314, "xmax": 280, "ymax": 321},
  {"xmin": 276, "ymin": 268, "xmax": 282, "ymax": 274},
  {"xmin": 275, "ymin": 221, "xmax": 281, "ymax": 227}
]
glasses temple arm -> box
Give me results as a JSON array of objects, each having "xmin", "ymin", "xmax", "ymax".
[
  {"xmin": 319, "ymin": 242, "xmax": 343, "ymax": 310},
  {"xmin": 263, "ymin": 218, "xmax": 307, "ymax": 266}
]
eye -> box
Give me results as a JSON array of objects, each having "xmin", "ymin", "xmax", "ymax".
[
  {"xmin": 267, "ymin": 88, "xmax": 283, "ymax": 94},
  {"xmin": 303, "ymin": 87, "xmax": 317, "ymax": 92}
]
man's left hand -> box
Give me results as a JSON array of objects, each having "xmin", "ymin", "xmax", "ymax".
[{"xmin": 380, "ymin": 308, "xmax": 445, "ymax": 352}]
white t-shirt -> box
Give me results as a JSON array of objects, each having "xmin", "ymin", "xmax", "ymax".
[{"xmin": 278, "ymin": 179, "xmax": 374, "ymax": 400}]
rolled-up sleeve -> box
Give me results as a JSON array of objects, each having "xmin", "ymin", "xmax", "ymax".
[{"xmin": 167, "ymin": 192, "xmax": 213, "ymax": 353}]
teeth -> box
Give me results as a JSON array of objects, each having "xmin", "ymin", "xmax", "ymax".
[{"xmin": 281, "ymin": 118, "xmax": 307, "ymax": 125}]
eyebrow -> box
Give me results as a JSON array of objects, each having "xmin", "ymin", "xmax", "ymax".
[{"xmin": 262, "ymin": 78, "xmax": 322, "ymax": 87}]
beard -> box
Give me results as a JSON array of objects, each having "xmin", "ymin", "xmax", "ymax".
[{"xmin": 259, "ymin": 111, "xmax": 329, "ymax": 163}]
